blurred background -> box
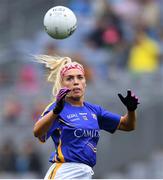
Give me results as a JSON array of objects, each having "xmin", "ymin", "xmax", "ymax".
[{"xmin": 0, "ymin": 0, "xmax": 163, "ymax": 178}]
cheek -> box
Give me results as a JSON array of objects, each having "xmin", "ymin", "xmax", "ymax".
[
  {"xmin": 61, "ymin": 80, "xmax": 72, "ymax": 88},
  {"xmin": 82, "ymin": 81, "xmax": 86, "ymax": 89},
  {"xmin": 61, "ymin": 80, "xmax": 66, "ymax": 87}
]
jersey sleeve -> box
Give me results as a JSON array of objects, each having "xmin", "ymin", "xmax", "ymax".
[
  {"xmin": 38, "ymin": 101, "xmax": 59, "ymax": 142},
  {"xmin": 97, "ymin": 106, "xmax": 121, "ymax": 134}
]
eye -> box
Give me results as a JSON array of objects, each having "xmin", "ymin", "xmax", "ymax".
[
  {"xmin": 78, "ymin": 75, "xmax": 84, "ymax": 80},
  {"xmin": 66, "ymin": 76, "xmax": 73, "ymax": 81}
]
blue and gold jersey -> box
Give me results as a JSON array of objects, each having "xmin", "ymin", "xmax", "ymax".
[{"xmin": 39, "ymin": 101, "xmax": 121, "ymax": 167}]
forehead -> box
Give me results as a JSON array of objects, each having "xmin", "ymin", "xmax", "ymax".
[{"xmin": 63, "ymin": 69, "xmax": 84, "ymax": 77}]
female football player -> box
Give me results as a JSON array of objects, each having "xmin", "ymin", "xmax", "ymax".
[{"xmin": 33, "ymin": 55, "xmax": 139, "ymax": 179}]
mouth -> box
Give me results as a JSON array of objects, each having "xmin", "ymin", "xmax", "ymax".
[{"xmin": 72, "ymin": 88, "xmax": 81, "ymax": 93}]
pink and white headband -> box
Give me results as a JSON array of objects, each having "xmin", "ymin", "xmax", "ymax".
[{"xmin": 60, "ymin": 62, "xmax": 84, "ymax": 78}]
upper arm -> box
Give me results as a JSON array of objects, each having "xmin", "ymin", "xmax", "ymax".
[
  {"xmin": 97, "ymin": 106, "xmax": 121, "ymax": 134},
  {"xmin": 34, "ymin": 102, "xmax": 57, "ymax": 141}
]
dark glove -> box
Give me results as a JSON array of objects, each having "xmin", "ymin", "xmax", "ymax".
[
  {"xmin": 118, "ymin": 90, "xmax": 140, "ymax": 111},
  {"xmin": 53, "ymin": 87, "xmax": 71, "ymax": 115}
]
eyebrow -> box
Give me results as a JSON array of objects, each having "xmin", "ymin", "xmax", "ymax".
[{"xmin": 65, "ymin": 74, "xmax": 84, "ymax": 77}]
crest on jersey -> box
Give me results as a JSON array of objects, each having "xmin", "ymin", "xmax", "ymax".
[
  {"xmin": 82, "ymin": 116, "xmax": 88, "ymax": 120},
  {"xmin": 91, "ymin": 113, "xmax": 97, "ymax": 120}
]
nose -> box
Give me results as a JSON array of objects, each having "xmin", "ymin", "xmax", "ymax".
[{"xmin": 73, "ymin": 77, "xmax": 79, "ymax": 85}]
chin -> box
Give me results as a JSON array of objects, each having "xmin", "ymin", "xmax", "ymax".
[{"xmin": 71, "ymin": 95, "xmax": 82, "ymax": 101}]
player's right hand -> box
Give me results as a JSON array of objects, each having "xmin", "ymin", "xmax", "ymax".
[{"xmin": 53, "ymin": 87, "xmax": 71, "ymax": 115}]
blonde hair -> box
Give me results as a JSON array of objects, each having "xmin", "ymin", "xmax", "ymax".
[{"xmin": 34, "ymin": 55, "xmax": 83, "ymax": 96}]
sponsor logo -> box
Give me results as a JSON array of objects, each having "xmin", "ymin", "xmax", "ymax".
[
  {"xmin": 67, "ymin": 114, "xmax": 78, "ymax": 119},
  {"xmin": 70, "ymin": 118, "xmax": 80, "ymax": 122},
  {"xmin": 79, "ymin": 112, "xmax": 87, "ymax": 115},
  {"xmin": 74, "ymin": 128, "xmax": 100, "ymax": 138}
]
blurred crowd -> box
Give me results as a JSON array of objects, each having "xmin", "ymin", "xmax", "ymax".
[
  {"xmin": 0, "ymin": 140, "xmax": 42, "ymax": 177},
  {"xmin": 42, "ymin": 0, "xmax": 163, "ymax": 79},
  {"xmin": 1, "ymin": 0, "xmax": 163, "ymax": 87},
  {"xmin": 0, "ymin": 0, "xmax": 163, "ymax": 178}
]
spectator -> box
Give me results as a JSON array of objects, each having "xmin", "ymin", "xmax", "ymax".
[
  {"xmin": 16, "ymin": 141, "xmax": 42, "ymax": 175},
  {"xmin": 31, "ymin": 99, "xmax": 47, "ymax": 122},
  {"xmin": 127, "ymin": 28, "xmax": 160, "ymax": 74},
  {"xmin": 2, "ymin": 97, "xmax": 22, "ymax": 124},
  {"xmin": 0, "ymin": 140, "xmax": 17, "ymax": 172},
  {"xmin": 158, "ymin": 28, "xmax": 163, "ymax": 69},
  {"xmin": 44, "ymin": 42, "xmax": 60, "ymax": 56},
  {"xmin": 81, "ymin": 36, "xmax": 111, "ymax": 79},
  {"xmin": 69, "ymin": 0, "xmax": 92, "ymax": 17},
  {"xmin": 0, "ymin": 70, "xmax": 10, "ymax": 87},
  {"xmin": 17, "ymin": 64, "xmax": 39, "ymax": 94},
  {"xmin": 138, "ymin": 0, "xmax": 160, "ymax": 39}
]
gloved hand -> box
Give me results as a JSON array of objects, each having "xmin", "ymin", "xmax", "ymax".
[
  {"xmin": 118, "ymin": 90, "xmax": 140, "ymax": 111},
  {"xmin": 53, "ymin": 87, "xmax": 71, "ymax": 115}
]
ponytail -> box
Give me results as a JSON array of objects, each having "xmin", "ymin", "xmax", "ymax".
[{"xmin": 34, "ymin": 55, "xmax": 72, "ymax": 96}]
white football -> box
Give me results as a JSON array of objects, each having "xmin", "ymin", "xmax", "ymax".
[{"xmin": 43, "ymin": 6, "xmax": 77, "ymax": 39}]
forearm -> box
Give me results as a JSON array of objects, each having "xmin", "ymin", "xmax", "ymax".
[
  {"xmin": 33, "ymin": 111, "xmax": 58, "ymax": 138},
  {"xmin": 118, "ymin": 111, "xmax": 136, "ymax": 131}
]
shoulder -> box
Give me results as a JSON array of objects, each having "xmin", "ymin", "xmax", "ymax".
[
  {"xmin": 45, "ymin": 101, "xmax": 56, "ymax": 111},
  {"xmin": 40, "ymin": 101, "xmax": 56, "ymax": 117},
  {"xmin": 84, "ymin": 101, "xmax": 102, "ymax": 113}
]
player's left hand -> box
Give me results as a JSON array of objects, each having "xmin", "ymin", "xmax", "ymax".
[{"xmin": 118, "ymin": 90, "xmax": 140, "ymax": 111}]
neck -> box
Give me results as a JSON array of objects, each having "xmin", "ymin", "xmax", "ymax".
[{"xmin": 65, "ymin": 96, "xmax": 84, "ymax": 106}]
